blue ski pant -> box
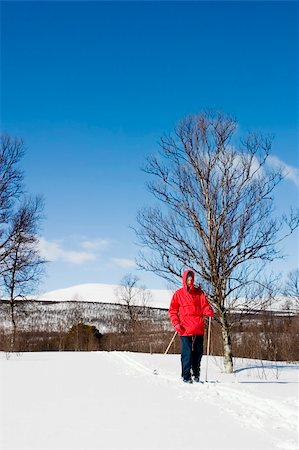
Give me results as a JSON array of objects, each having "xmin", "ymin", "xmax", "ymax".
[{"xmin": 180, "ymin": 335, "xmax": 204, "ymax": 380}]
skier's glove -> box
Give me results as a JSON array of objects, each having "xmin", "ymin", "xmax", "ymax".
[
  {"xmin": 205, "ymin": 309, "xmax": 214, "ymax": 317},
  {"xmin": 175, "ymin": 324, "xmax": 184, "ymax": 334}
]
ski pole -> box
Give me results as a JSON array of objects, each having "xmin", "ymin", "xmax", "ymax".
[
  {"xmin": 164, "ymin": 331, "xmax": 177, "ymax": 354},
  {"xmin": 205, "ymin": 316, "xmax": 212, "ymax": 382}
]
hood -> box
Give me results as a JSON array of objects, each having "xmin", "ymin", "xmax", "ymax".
[{"xmin": 182, "ymin": 269, "xmax": 195, "ymax": 291}]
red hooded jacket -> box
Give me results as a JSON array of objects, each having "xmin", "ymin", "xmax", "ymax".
[{"xmin": 169, "ymin": 269, "xmax": 214, "ymax": 336}]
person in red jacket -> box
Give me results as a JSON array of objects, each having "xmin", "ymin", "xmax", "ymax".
[{"xmin": 169, "ymin": 269, "xmax": 214, "ymax": 383}]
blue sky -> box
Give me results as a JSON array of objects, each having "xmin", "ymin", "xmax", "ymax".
[{"xmin": 1, "ymin": 1, "xmax": 298, "ymax": 293}]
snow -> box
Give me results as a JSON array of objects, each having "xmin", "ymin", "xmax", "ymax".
[
  {"xmin": 36, "ymin": 283, "xmax": 173, "ymax": 309},
  {"xmin": 0, "ymin": 351, "xmax": 298, "ymax": 450}
]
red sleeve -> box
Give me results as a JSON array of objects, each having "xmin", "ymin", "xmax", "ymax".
[
  {"xmin": 201, "ymin": 292, "xmax": 214, "ymax": 317},
  {"xmin": 169, "ymin": 292, "xmax": 180, "ymax": 328}
]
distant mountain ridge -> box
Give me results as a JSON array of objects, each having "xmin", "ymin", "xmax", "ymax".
[
  {"xmin": 37, "ymin": 283, "xmax": 173, "ymax": 310},
  {"xmin": 35, "ymin": 282, "xmax": 297, "ymax": 313}
]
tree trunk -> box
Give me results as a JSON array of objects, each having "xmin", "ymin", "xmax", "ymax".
[
  {"xmin": 219, "ymin": 314, "xmax": 234, "ymax": 373},
  {"xmin": 10, "ymin": 300, "xmax": 17, "ymax": 352}
]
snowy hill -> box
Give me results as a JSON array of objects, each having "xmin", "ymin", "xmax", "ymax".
[
  {"xmin": 1, "ymin": 351, "xmax": 298, "ymax": 450},
  {"xmin": 36, "ymin": 282, "xmax": 296, "ymax": 313},
  {"xmin": 37, "ymin": 283, "xmax": 173, "ymax": 309}
]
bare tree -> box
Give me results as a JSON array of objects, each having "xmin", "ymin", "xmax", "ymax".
[
  {"xmin": 283, "ymin": 269, "xmax": 299, "ymax": 311},
  {"xmin": 135, "ymin": 111, "xmax": 299, "ymax": 373},
  {"xmin": 2, "ymin": 196, "xmax": 46, "ymax": 348},
  {"xmin": 0, "ymin": 135, "xmax": 25, "ymax": 265},
  {"xmin": 0, "ymin": 135, "xmax": 46, "ymax": 349},
  {"xmin": 114, "ymin": 274, "xmax": 152, "ymax": 330}
]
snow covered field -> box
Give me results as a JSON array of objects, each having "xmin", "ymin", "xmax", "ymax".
[{"xmin": 0, "ymin": 351, "xmax": 298, "ymax": 450}]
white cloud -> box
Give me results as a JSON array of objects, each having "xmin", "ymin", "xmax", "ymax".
[
  {"xmin": 268, "ymin": 156, "xmax": 299, "ymax": 187},
  {"xmin": 234, "ymin": 152, "xmax": 263, "ymax": 179},
  {"xmin": 81, "ymin": 238, "xmax": 110, "ymax": 251},
  {"xmin": 111, "ymin": 258, "xmax": 136, "ymax": 269},
  {"xmin": 212, "ymin": 146, "xmax": 264, "ymax": 180},
  {"xmin": 39, "ymin": 238, "xmax": 97, "ymax": 264},
  {"xmin": 228, "ymin": 151, "xmax": 299, "ymax": 186}
]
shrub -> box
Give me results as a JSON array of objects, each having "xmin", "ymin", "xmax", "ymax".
[{"xmin": 63, "ymin": 323, "xmax": 102, "ymax": 351}]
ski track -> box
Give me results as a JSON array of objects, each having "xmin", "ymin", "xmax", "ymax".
[{"xmin": 111, "ymin": 352, "xmax": 297, "ymax": 439}]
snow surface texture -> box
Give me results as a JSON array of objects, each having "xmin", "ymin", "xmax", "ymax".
[{"xmin": 0, "ymin": 352, "xmax": 298, "ymax": 450}]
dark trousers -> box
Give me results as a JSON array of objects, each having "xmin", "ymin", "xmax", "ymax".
[{"xmin": 180, "ymin": 335, "xmax": 204, "ymax": 380}]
